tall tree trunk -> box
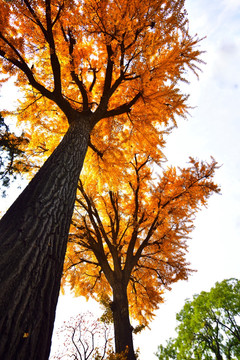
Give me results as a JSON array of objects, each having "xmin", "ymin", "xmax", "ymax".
[
  {"xmin": 0, "ymin": 115, "xmax": 92, "ymax": 360},
  {"xmin": 111, "ymin": 283, "xmax": 136, "ymax": 360},
  {"xmin": 215, "ymin": 351, "xmax": 223, "ymax": 360}
]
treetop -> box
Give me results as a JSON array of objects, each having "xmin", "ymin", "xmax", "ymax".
[{"xmin": 0, "ymin": 0, "xmax": 204, "ymax": 173}]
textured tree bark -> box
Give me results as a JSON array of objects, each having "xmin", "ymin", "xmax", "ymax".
[
  {"xmin": 111, "ymin": 283, "xmax": 136, "ymax": 360},
  {"xmin": 0, "ymin": 115, "xmax": 92, "ymax": 360}
]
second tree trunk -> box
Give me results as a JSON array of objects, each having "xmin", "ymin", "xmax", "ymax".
[{"xmin": 111, "ymin": 283, "xmax": 136, "ymax": 360}]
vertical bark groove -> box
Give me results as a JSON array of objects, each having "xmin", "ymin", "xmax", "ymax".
[{"xmin": 0, "ymin": 116, "xmax": 92, "ymax": 359}]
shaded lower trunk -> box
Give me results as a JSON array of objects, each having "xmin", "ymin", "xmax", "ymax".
[
  {"xmin": 215, "ymin": 352, "xmax": 223, "ymax": 360},
  {"xmin": 111, "ymin": 283, "xmax": 136, "ymax": 360},
  {"xmin": 0, "ymin": 115, "xmax": 92, "ymax": 360}
]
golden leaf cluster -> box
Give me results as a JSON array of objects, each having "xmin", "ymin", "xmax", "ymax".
[
  {"xmin": 0, "ymin": 0, "xmax": 216, "ymax": 327},
  {"xmin": 63, "ymin": 155, "xmax": 220, "ymax": 325},
  {"xmin": 0, "ymin": 0, "xmax": 203, "ymax": 180}
]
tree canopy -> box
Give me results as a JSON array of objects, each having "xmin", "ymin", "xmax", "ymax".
[
  {"xmin": 0, "ymin": 0, "xmax": 202, "ymax": 173},
  {"xmin": 156, "ymin": 278, "xmax": 240, "ymax": 360},
  {"xmin": 62, "ymin": 154, "xmax": 219, "ymax": 358}
]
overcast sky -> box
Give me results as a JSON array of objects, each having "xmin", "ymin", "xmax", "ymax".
[{"xmin": 1, "ymin": 0, "xmax": 240, "ymax": 359}]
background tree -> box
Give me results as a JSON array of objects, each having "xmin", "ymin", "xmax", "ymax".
[
  {"xmin": 0, "ymin": 113, "xmax": 29, "ymax": 195},
  {"xmin": 156, "ymin": 278, "xmax": 240, "ymax": 360},
  {"xmin": 0, "ymin": 1, "xmax": 203, "ymax": 358},
  {"xmin": 50, "ymin": 311, "xmax": 114, "ymax": 360},
  {"xmin": 62, "ymin": 154, "xmax": 219, "ymax": 359}
]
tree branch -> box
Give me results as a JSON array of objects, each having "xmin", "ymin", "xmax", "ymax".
[
  {"xmin": 89, "ymin": 67, "xmax": 98, "ymax": 92},
  {"xmin": 109, "ymin": 191, "xmax": 120, "ymax": 244},
  {"xmin": 104, "ymin": 92, "xmax": 142, "ymax": 118},
  {"xmin": 98, "ymin": 44, "xmax": 114, "ymax": 111},
  {"xmin": 66, "ymin": 28, "xmax": 89, "ymax": 111},
  {"xmin": 0, "ymin": 28, "xmax": 73, "ymax": 117},
  {"xmin": 23, "ymin": 0, "xmax": 48, "ymax": 39},
  {"xmin": 131, "ymin": 205, "xmax": 161, "ymax": 268},
  {"xmin": 45, "ymin": 0, "xmax": 62, "ymax": 94},
  {"xmin": 88, "ymin": 139, "xmax": 104, "ymax": 158},
  {"xmin": 0, "ymin": 37, "xmax": 52, "ymax": 100},
  {"xmin": 52, "ymin": 2, "xmax": 64, "ymax": 28}
]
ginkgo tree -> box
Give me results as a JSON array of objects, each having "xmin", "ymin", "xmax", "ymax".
[
  {"xmin": 62, "ymin": 154, "xmax": 220, "ymax": 360},
  {"xmin": 0, "ymin": 0, "xmax": 203, "ymax": 359}
]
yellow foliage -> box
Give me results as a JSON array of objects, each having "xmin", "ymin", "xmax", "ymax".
[
  {"xmin": 0, "ymin": 0, "xmax": 203, "ymax": 180},
  {"xmin": 0, "ymin": 0, "xmax": 214, "ymax": 329},
  {"xmin": 63, "ymin": 155, "xmax": 220, "ymax": 325},
  {"xmin": 105, "ymin": 348, "xmax": 129, "ymax": 360}
]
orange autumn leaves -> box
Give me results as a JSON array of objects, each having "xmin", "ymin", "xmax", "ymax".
[
  {"xmin": 1, "ymin": 0, "xmax": 202, "ymax": 177},
  {"xmin": 0, "ymin": 0, "xmax": 218, "ymax": 326},
  {"xmin": 62, "ymin": 155, "xmax": 220, "ymax": 325}
]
